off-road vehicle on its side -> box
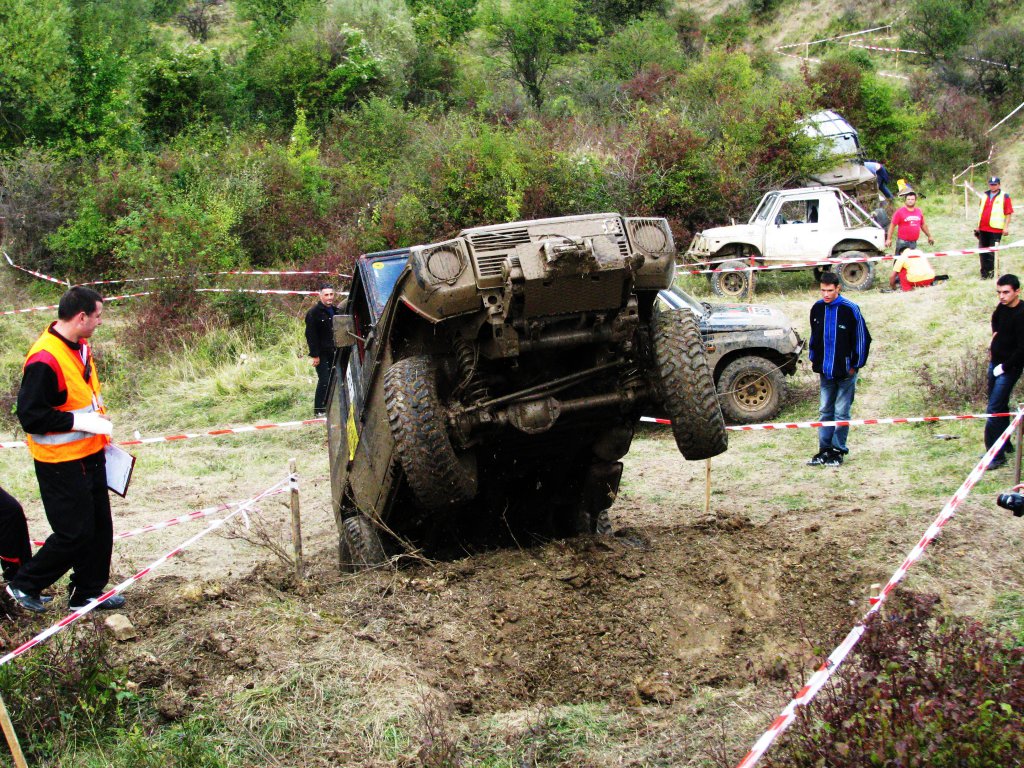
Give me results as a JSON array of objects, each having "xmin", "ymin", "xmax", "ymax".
[
  {"xmin": 327, "ymin": 214, "xmax": 727, "ymax": 568},
  {"xmin": 658, "ymin": 286, "xmax": 803, "ymax": 423},
  {"xmin": 685, "ymin": 186, "xmax": 885, "ymax": 298}
]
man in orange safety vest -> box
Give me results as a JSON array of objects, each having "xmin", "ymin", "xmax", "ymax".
[{"xmin": 5, "ymin": 287, "xmax": 125, "ymax": 613}]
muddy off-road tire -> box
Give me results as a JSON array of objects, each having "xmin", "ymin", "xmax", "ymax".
[
  {"xmin": 339, "ymin": 514, "xmax": 386, "ymax": 571},
  {"xmin": 652, "ymin": 310, "xmax": 728, "ymax": 459},
  {"xmin": 836, "ymin": 255, "xmax": 875, "ymax": 291},
  {"xmin": 710, "ymin": 259, "xmax": 755, "ymax": 299},
  {"xmin": 717, "ymin": 356, "xmax": 785, "ymax": 424},
  {"xmin": 385, "ymin": 355, "xmax": 478, "ymax": 511}
]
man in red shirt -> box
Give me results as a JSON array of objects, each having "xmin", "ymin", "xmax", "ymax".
[
  {"xmin": 977, "ymin": 176, "xmax": 1013, "ymax": 279},
  {"xmin": 885, "ymin": 191, "xmax": 934, "ymax": 255}
]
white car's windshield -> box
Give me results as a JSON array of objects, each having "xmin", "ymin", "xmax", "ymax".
[
  {"xmin": 750, "ymin": 193, "xmax": 779, "ymax": 223},
  {"xmin": 659, "ymin": 286, "xmax": 706, "ymax": 317}
]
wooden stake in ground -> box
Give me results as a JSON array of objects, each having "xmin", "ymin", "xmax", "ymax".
[
  {"xmin": 289, "ymin": 458, "xmax": 304, "ymax": 581},
  {"xmin": 0, "ymin": 692, "xmax": 28, "ymax": 768},
  {"xmin": 704, "ymin": 458, "xmax": 712, "ymax": 515}
]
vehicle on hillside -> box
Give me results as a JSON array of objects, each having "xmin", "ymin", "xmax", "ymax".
[
  {"xmin": 685, "ymin": 186, "xmax": 885, "ymax": 298},
  {"xmin": 658, "ymin": 286, "xmax": 803, "ymax": 424},
  {"xmin": 327, "ymin": 214, "xmax": 727, "ymax": 569},
  {"xmin": 799, "ymin": 110, "xmax": 878, "ymax": 199}
]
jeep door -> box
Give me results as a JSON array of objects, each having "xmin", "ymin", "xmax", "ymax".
[{"xmin": 763, "ymin": 195, "xmax": 825, "ymax": 261}]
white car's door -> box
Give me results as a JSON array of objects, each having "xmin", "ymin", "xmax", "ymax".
[{"xmin": 762, "ymin": 197, "xmax": 823, "ymax": 262}]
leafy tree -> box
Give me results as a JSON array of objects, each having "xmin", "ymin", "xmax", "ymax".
[
  {"xmin": 246, "ymin": 18, "xmax": 383, "ymax": 127},
  {"xmin": 0, "ymin": 0, "xmax": 75, "ymax": 147},
  {"xmin": 478, "ymin": 0, "xmax": 600, "ymax": 108},
  {"xmin": 951, "ymin": 25, "xmax": 1024, "ymax": 105},
  {"xmin": 235, "ymin": 0, "xmax": 324, "ymax": 35},
  {"xmin": 175, "ymin": 0, "xmax": 227, "ymax": 42},
  {"xmin": 584, "ymin": 0, "xmax": 668, "ymax": 28},
  {"xmin": 591, "ymin": 13, "xmax": 683, "ymax": 81},
  {"xmin": 139, "ymin": 45, "xmax": 230, "ymax": 139},
  {"xmin": 899, "ymin": 0, "xmax": 988, "ymax": 60},
  {"xmin": 405, "ymin": 0, "xmax": 478, "ymax": 43}
]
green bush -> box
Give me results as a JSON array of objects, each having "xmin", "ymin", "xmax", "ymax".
[
  {"xmin": 138, "ymin": 44, "xmax": 231, "ymax": 140},
  {"xmin": 246, "ymin": 17, "xmax": 385, "ymax": 128},
  {"xmin": 704, "ymin": 6, "xmax": 751, "ymax": 48},
  {"xmin": 0, "ymin": 623, "xmax": 138, "ymax": 760}
]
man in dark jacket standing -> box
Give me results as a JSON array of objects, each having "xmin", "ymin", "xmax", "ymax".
[
  {"xmin": 305, "ymin": 286, "xmax": 337, "ymax": 417},
  {"xmin": 807, "ymin": 273, "xmax": 872, "ymax": 467},
  {"xmin": 984, "ymin": 274, "xmax": 1024, "ymax": 469}
]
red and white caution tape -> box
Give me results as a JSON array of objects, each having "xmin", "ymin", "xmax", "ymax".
[
  {"xmin": 0, "ymin": 412, "xmax": 1008, "ymax": 452},
  {"xmin": 115, "ymin": 417, "xmax": 327, "ymax": 447},
  {"xmin": 734, "ymin": 410, "xmax": 1024, "ymax": 768},
  {"xmin": 640, "ymin": 411, "xmax": 1012, "ymax": 431},
  {"xmin": 683, "ymin": 240, "xmax": 1024, "ymax": 274},
  {"xmin": 195, "ymin": 287, "xmax": 322, "ymax": 296},
  {"xmin": 2, "ymin": 252, "xmax": 69, "ymax": 286},
  {"xmin": 774, "ymin": 24, "xmax": 893, "ymax": 51},
  {"xmin": 28, "ymin": 487, "xmax": 291, "ymax": 547},
  {"xmin": 0, "ymin": 417, "xmax": 326, "ymax": 451},
  {"xmin": 0, "ymin": 475, "xmax": 292, "ymax": 668},
  {"xmin": 2, "ymin": 288, "xmax": 352, "ymax": 316},
  {"xmin": 79, "ymin": 269, "xmax": 350, "ymax": 286},
  {"xmin": 847, "ymin": 42, "xmax": 926, "ymax": 55},
  {"xmin": 1, "ymin": 292, "xmax": 152, "ymax": 316}
]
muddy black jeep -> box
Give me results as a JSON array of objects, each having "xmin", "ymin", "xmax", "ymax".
[
  {"xmin": 327, "ymin": 214, "xmax": 727, "ymax": 568},
  {"xmin": 658, "ymin": 286, "xmax": 803, "ymax": 423}
]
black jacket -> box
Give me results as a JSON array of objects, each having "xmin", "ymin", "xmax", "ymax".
[
  {"xmin": 305, "ymin": 302, "xmax": 336, "ymax": 358},
  {"xmin": 808, "ymin": 295, "xmax": 871, "ymax": 381},
  {"xmin": 991, "ymin": 302, "xmax": 1024, "ymax": 373}
]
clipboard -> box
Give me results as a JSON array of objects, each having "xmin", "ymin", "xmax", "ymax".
[{"xmin": 104, "ymin": 443, "xmax": 136, "ymax": 497}]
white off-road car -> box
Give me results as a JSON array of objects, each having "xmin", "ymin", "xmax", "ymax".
[{"xmin": 685, "ymin": 186, "xmax": 885, "ymax": 298}]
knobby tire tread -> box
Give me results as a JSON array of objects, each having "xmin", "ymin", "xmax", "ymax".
[
  {"xmin": 341, "ymin": 515, "xmax": 386, "ymax": 571},
  {"xmin": 385, "ymin": 355, "xmax": 477, "ymax": 511},
  {"xmin": 652, "ymin": 310, "xmax": 728, "ymax": 459}
]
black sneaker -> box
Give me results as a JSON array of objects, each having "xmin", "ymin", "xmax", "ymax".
[
  {"xmin": 807, "ymin": 450, "xmax": 830, "ymax": 466},
  {"xmin": 6, "ymin": 584, "xmax": 47, "ymax": 613},
  {"xmin": 69, "ymin": 593, "xmax": 126, "ymax": 611},
  {"xmin": 823, "ymin": 449, "xmax": 844, "ymax": 467}
]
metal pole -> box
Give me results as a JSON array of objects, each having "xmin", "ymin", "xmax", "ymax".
[
  {"xmin": 704, "ymin": 458, "xmax": 712, "ymax": 515},
  {"xmin": 289, "ymin": 458, "xmax": 304, "ymax": 581},
  {"xmin": 0, "ymin": 693, "xmax": 28, "ymax": 768},
  {"xmin": 1015, "ymin": 406, "xmax": 1023, "ymax": 486}
]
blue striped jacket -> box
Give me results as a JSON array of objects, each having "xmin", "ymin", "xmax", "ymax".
[{"xmin": 808, "ymin": 294, "xmax": 871, "ymax": 381}]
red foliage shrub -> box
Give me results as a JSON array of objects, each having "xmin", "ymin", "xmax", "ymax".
[
  {"xmin": 766, "ymin": 593, "xmax": 1024, "ymax": 767},
  {"xmin": 621, "ymin": 64, "xmax": 679, "ymax": 103}
]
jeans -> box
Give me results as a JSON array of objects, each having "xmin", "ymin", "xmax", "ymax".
[
  {"xmin": 818, "ymin": 373, "xmax": 858, "ymax": 454},
  {"xmin": 984, "ymin": 362, "xmax": 1021, "ymax": 458},
  {"xmin": 313, "ymin": 355, "xmax": 334, "ymax": 414},
  {"xmin": 895, "ymin": 239, "xmax": 917, "ymax": 255}
]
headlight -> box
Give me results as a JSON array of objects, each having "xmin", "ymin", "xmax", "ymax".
[{"xmin": 411, "ymin": 239, "xmax": 467, "ymax": 286}]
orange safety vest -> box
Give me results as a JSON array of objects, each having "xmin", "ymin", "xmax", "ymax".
[
  {"xmin": 979, "ymin": 191, "xmax": 1007, "ymax": 231},
  {"xmin": 23, "ymin": 327, "xmax": 108, "ymax": 463}
]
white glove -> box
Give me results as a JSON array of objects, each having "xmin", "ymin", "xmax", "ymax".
[
  {"xmin": 994, "ymin": 364, "xmax": 1005, "ymax": 377},
  {"xmin": 73, "ymin": 412, "xmax": 113, "ymax": 436}
]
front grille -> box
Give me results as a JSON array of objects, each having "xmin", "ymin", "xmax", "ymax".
[{"xmin": 468, "ymin": 229, "xmax": 530, "ymax": 252}]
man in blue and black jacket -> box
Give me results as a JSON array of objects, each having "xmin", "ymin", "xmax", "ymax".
[{"xmin": 807, "ymin": 273, "xmax": 872, "ymax": 467}]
